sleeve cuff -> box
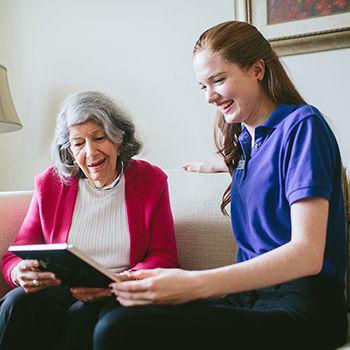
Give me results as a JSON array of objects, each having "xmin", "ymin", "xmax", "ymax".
[{"xmin": 287, "ymin": 186, "xmax": 331, "ymax": 205}]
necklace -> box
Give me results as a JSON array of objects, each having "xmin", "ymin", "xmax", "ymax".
[{"xmin": 86, "ymin": 165, "xmax": 124, "ymax": 191}]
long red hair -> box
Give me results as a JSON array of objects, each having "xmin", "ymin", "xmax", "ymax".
[{"xmin": 193, "ymin": 21, "xmax": 306, "ymax": 215}]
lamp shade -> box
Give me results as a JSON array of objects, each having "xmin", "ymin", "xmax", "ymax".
[{"xmin": 0, "ymin": 64, "xmax": 22, "ymax": 133}]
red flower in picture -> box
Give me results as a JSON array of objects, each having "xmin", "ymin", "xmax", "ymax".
[{"xmin": 268, "ymin": 0, "xmax": 350, "ymax": 24}]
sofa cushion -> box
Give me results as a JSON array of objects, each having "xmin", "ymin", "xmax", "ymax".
[{"xmin": 165, "ymin": 169, "xmax": 238, "ymax": 270}]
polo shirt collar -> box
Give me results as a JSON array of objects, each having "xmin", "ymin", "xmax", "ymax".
[
  {"xmin": 260, "ymin": 104, "xmax": 300, "ymax": 129},
  {"xmin": 239, "ymin": 104, "xmax": 300, "ymax": 142},
  {"xmin": 238, "ymin": 104, "xmax": 300, "ymax": 160}
]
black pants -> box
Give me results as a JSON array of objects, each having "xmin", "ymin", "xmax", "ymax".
[
  {"xmin": 90, "ymin": 274, "xmax": 348, "ymax": 350},
  {"xmin": 0, "ymin": 274, "xmax": 348, "ymax": 350},
  {"xmin": 0, "ymin": 286, "xmax": 75, "ymax": 350}
]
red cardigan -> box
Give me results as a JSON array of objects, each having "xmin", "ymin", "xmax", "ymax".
[{"xmin": 2, "ymin": 159, "xmax": 179, "ymax": 288}]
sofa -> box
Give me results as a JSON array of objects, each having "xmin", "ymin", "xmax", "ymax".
[{"xmin": 0, "ymin": 168, "xmax": 349, "ymax": 348}]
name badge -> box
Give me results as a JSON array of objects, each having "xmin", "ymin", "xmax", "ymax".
[{"xmin": 236, "ymin": 158, "xmax": 245, "ymax": 171}]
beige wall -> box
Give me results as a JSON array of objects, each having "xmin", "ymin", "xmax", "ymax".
[
  {"xmin": 282, "ymin": 50, "xmax": 350, "ymax": 174},
  {"xmin": 0, "ymin": 0, "xmax": 349, "ymax": 191},
  {"xmin": 0, "ymin": 0, "xmax": 234, "ymax": 190}
]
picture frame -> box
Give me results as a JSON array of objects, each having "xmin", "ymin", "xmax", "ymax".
[{"xmin": 234, "ymin": 0, "xmax": 350, "ymax": 56}]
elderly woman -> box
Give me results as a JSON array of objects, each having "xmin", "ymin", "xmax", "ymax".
[{"xmin": 0, "ymin": 91, "xmax": 179, "ymax": 350}]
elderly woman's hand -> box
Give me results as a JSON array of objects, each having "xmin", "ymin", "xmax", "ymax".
[
  {"xmin": 70, "ymin": 287, "xmax": 113, "ymax": 302},
  {"xmin": 12, "ymin": 259, "xmax": 61, "ymax": 293},
  {"xmin": 181, "ymin": 160, "xmax": 228, "ymax": 173},
  {"xmin": 70, "ymin": 272, "xmax": 132, "ymax": 302}
]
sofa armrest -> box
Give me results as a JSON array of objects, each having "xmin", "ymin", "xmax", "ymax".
[{"xmin": 0, "ymin": 191, "xmax": 33, "ymax": 297}]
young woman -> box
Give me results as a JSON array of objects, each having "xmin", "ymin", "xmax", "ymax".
[{"xmin": 86, "ymin": 22, "xmax": 348, "ymax": 349}]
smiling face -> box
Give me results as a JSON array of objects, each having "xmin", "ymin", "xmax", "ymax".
[
  {"xmin": 193, "ymin": 49, "xmax": 272, "ymax": 130},
  {"xmin": 69, "ymin": 120, "xmax": 121, "ymax": 188}
]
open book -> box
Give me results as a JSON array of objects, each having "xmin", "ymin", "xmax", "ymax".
[{"xmin": 9, "ymin": 243, "xmax": 120, "ymax": 288}]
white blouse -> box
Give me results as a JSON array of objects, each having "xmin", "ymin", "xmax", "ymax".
[{"xmin": 67, "ymin": 175, "xmax": 130, "ymax": 274}]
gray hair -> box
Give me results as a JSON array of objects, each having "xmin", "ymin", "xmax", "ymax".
[{"xmin": 51, "ymin": 91, "xmax": 142, "ymax": 181}]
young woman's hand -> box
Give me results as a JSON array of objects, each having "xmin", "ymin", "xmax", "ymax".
[
  {"xmin": 12, "ymin": 259, "xmax": 61, "ymax": 293},
  {"xmin": 109, "ymin": 268, "xmax": 203, "ymax": 306}
]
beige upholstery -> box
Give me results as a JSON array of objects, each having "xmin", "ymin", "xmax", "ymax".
[
  {"xmin": 0, "ymin": 191, "xmax": 32, "ymax": 297},
  {"xmin": 0, "ymin": 171, "xmax": 237, "ymax": 296},
  {"xmin": 165, "ymin": 169, "xmax": 238, "ymax": 270}
]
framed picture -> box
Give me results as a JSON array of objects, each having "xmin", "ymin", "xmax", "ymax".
[{"xmin": 235, "ymin": 0, "xmax": 350, "ymax": 56}]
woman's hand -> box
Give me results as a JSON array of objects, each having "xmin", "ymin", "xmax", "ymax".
[
  {"xmin": 181, "ymin": 160, "xmax": 228, "ymax": 173},
  {"xmin": 70, "ymin": 273, "xmax": 130, "ymax": 302},
  {"xmin": 12, "ymin": 259, "xmax": 61, "ymax": 293},
  {"xmin": 70, "ymin": 287, "xmax": 112, "ymax": 302},
  {"xmin": 110, "ymin": 268, "xmax": 203, "ymax": 306}
]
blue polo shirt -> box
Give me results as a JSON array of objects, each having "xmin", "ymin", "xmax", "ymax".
[{"xmin": 231, "ymin": 104, "xmax": 346, "ymax": 288}]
